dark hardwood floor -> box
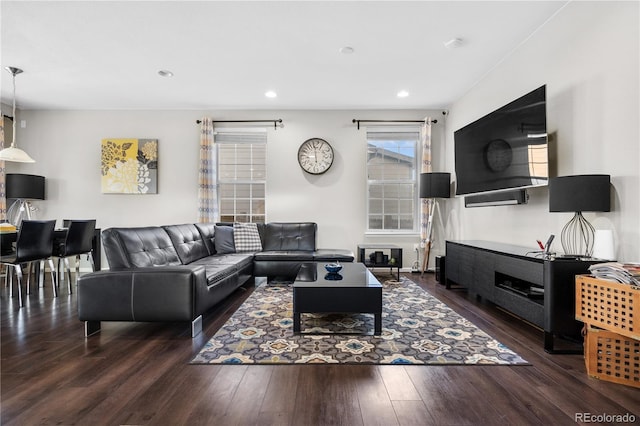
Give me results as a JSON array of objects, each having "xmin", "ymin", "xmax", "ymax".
[{"xmin": 2, "ymin": 271, "xmax": 638, "ymax": 425}]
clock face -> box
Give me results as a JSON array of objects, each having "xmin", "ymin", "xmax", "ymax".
[{"xmin": 297, "ymin": 138, "xmax": 334, "ymax": 175}]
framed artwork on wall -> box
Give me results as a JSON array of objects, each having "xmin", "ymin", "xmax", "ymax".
[{"xmin": 101, "ymin": 138, "xmax": 158, "ymax": 194}]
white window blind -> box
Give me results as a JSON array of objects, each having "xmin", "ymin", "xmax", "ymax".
[
  {"xmin": 216, "ymin": 130, "xmax": 267, "ymax": 223},
  {"xmin": 366, "ymin": 128, "xmax": 419, "ymax": 233}
]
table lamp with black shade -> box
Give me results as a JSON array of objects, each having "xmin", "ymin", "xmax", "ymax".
[
  {"xmin": 548, "ymin": 174, "xmax": 610, "ymax": 258},
  {"xmin": 6, "ymin": 173, "xmax": 46, "ymax": 227},
  {"xmin": 420, "ymin": 172, "xmax": 450, "ymax": 273}
]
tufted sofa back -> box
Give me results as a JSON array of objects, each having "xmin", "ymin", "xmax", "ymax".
[
  {"xmin": 102, "ymin": 227, "xmax": 181, "ymax": 269},
  {"xmin": 163, "ymin": 224, "xmax": 210, "ymax": 264},
  {"xmin": 262, "ymin": 222, "xmax": 316, "ymax": 251},
  {"xmin": 102, "ymin": 222, "xmax": 320, "ymax": 269}
]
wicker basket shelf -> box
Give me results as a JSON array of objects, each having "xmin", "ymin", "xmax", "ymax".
[
  {"xmin": 584, "ymin": 326, "xmax": 640, "ymax": 388},
  {"xmin": 575, "ymin": 275, "xmax": 640, "ymax": 340}
]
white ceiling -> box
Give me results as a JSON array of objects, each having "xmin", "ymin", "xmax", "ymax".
[{"xmin": 1, "ymin": 1, "xmax": 568, "ymax": 111}]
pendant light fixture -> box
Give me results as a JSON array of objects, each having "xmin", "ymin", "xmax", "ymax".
[{"xmin": 0, "ymin": 67, "xmax": 35, "ymax": 163}]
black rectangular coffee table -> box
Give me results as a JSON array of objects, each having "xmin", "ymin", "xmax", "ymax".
[{"xmin": 292, "ymin": 262, "xmax": 383, "ymax": 335}]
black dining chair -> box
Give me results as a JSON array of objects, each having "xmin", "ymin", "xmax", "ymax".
[
  {"xmin": 0, "ymin": 220, "xmax": 57, "ymax": 307},
  {"xmin": 55, "ymin": 219, "xmax": 96, "ymax": 293}
]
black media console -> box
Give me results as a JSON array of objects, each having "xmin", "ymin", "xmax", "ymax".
[{"xmin": 445, "ymin": 240, "xmax": 601, "ymax": 353}]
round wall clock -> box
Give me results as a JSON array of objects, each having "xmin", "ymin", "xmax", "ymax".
[{"xmin": 297, "ymin": 138, "xmax": 334, "ymax": 175}]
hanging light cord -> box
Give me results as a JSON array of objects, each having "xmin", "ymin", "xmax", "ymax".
[
  {"xmin": 10, "ymin": 68, "xmax": 17, "ymax": 148},
  {"xmin": 5, "ymin": 66, "xmax": 23, "ymax": 148}
]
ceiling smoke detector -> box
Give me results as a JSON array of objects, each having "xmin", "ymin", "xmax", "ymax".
[{"xmin": 443, "ymin": 38, "xmax": 463, "ymax": 49}]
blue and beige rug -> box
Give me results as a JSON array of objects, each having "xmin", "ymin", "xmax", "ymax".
[{"xmin": 191, "ymin": 277, "xmax": 528, "ymax": 365}]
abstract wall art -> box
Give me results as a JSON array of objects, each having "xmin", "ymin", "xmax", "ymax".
[{"xmin": 101, "ymin": 138, "xmax": 158, "ymax": 194}]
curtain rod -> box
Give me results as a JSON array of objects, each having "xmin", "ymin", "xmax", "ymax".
[
  {"xmin": 196, "ymin": 119, "xmax": 283, "ymax": 129},
  {"xmin": 352, "ymin": 119, "xmax": 437, "ymax": 130}
]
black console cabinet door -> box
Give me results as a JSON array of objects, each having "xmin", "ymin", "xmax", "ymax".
[
  {"xmin": 544, "ymin": 260, "xmax": 593, "ymax": 336},
  {"xmin": 445, "ymin": 242, "xmax": 460, "ymax": 285},
  {"xmin": 445, "ymin": 240, "xmax": 599, "ymax": 353}
]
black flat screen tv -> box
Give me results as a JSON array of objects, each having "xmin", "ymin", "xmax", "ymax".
[{"xmin": 454, "ymin": 85, "xmax": 549, "ymax": 196}]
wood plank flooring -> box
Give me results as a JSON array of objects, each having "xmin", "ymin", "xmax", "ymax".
[{"xmin": 2, "ymin": 271, "xmax": 638, "ymax": 425}]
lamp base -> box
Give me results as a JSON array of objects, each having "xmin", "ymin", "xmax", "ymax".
[
  {"xmin": 7, "ymin": 199, "xmax": 36, "ymax": 227},
  {"xmin": 560, "ymin": 212, "xmax": 594, "ymax": 258}
]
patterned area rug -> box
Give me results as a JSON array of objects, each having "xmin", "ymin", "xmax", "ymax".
[{"xmin": 191, "ymin": 277, "xmax": 528, "ymax": 365}]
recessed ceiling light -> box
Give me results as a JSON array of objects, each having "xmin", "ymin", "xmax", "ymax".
[
  {"xmin": 339, "ymin": 46, "xmax": 354, "ymax": 54},
  {"xmin": 265, "ymin": 90, "xmax": 277, "ymax": 98},
  {"xmin": 397, "ymin": 90, "xmax": 409, "ymax": 98},
  {"xmin": 443, "ymin": 38, "xmax": 463, "ymax": 49},
  {"xmin": 158, "ymin": 70, "xmax": 174, "ymax": 77}
]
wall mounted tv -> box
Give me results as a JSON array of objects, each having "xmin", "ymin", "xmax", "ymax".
[{"xmin": 454, "ymin": 85, "xmax": 549, "ymax": 196}]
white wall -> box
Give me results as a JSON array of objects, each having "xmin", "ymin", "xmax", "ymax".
[
  {"xmin": 5, "ymin": 108, "xmax": 444, "ymax": 269},
  {"xmin": 445, "ymin": 1, "xmax": 640, "ymax": 261}
]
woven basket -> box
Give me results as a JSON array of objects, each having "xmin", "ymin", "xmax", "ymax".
[
  {"xmin": 584, "ymin": 326, "xmax": 640, "ymax": 388},
  {"xmin": 575, "ymin": 275, "xmax": 640, "ymax": 340}
]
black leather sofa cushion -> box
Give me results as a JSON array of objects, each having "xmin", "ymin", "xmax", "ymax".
[
  {"xmin": 190, "ymin": 253, "xmax": 254, "ymax": 285},
  {"xmin": 102, "ymin": 227, "xmax": 181, "ymax": 269},
  {"xmin": 263, "ymin": 222, "xmax": 316, "ymax": 251},
  {"xmin": 163, "ymin": 224, "xmax": 209, "ymax": 264},
  {"xmin": 202, "ymin": 263, "xmax": 237, "ymax": 285},
  {"xmin": 191, "ymin": 253, "xmax": 255, "ymax": 268},
  {"xmin": 253, "ymin": 250, "xmax": 315, "ymax": 262},
  {"xmin": 313, "ymin": 249, "xmax": 355, "ymax": 262}
]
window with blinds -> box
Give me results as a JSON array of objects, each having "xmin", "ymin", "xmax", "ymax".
[
  {"xmin": 216, "ymin": 130, "xmax": 266, "ymax": 223},
  {"xmin": 366, "ymin": 128, "xmax": 419, "ymax": 232}
]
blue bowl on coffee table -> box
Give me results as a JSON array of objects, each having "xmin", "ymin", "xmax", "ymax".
[{"xmin": 325, "ymin": 263, "xmax": 342, "ymax": 274}]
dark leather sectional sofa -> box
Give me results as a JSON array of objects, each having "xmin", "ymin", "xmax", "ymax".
[{"xmin": 77, "ymin": 222, "xmax": 354, "ymax": 337}]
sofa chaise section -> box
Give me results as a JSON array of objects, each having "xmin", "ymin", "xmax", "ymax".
[
  {"xmin": 79, "ymin": 224, "xmax": 253, "ymax": 337},
  {"xmin": 78, "ymin": 222, "xmax": 354, "ymax": 338}
]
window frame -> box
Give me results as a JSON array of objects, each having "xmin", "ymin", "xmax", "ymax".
[
  {"xmin": 215, "ymin": 128, "xmax": 267, "ymax": 224},
  {"xmin": 365, "ymin": 126, "xmax": 420, "ymax": 235}
]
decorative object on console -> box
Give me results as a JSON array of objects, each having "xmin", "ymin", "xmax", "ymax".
[
  {"xmin": 549, "ymin": 174, "xmax": 611, "ymax": 258},
  {"xmin": 101, "ymin": 138, "xmax": 158, "ymax": 194},
  {"xmin": 6, "ymin": 173, "xmax": 45, "ymax": 227},
  {"xmin": 419, "ymin": 172, "xmax": 450, "ymax": 274},
  {"xmin": 297, "ymin": 138, "xmax": 334, "ymax": 175},
  {"xmin": 592, "ymin": 229, "xmax": 615, "ymax": 261},
  {"xmin": 0, "ymin": 67, "xmax": 35, "ymax": 163}
]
